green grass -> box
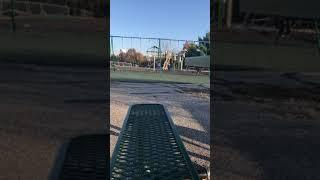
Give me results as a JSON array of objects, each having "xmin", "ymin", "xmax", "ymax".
[{"xmin": 111, "ymin": 71, "xmax": 209, "ymax": 85}]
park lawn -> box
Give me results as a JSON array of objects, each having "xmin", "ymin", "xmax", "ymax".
[{"xmin": 111, "ymin": 71, "xmax": 210, "ymax": 85}]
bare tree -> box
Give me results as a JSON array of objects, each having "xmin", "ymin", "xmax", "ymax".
[
  {"xmin": 126, "ymin": 48, "xmax": 137, "ymax": 64},
  {"xmin": 136, "ymin": 52, "xmax": 146, "ymax": 65},
  {"xmin": 118, "ymin": 52, "xmax": 126, "ymax": 62}
]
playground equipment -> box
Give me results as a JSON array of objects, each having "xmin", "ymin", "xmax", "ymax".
[
  {"xmin": 162, "ymin": 51, "xmax": 186, "ymax": 71},
  {"xmin": 162, "ymin": 51, "xmax": 174, "ymax": 71},
  {"xmin": 146, "ymin": 46, "xmax": 160, "ymax": 71}
]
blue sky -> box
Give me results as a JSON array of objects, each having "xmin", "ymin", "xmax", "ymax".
[{"xmin": 110, "ymin": 0, "xmax": 209, "ymax": 54}]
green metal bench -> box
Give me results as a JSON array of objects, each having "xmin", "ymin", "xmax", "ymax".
[{"xmin": 110, "ymin": 104, "xmax": 200, "ymax": 180}]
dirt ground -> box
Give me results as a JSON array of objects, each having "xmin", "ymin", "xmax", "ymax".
[
  {"xmin": 110, "ymin": 81, "xmax": 210, "ymax": 171},
  {"xmin": 0, "ymin": 63, "xmax": 107, "ymax": 179},
  {"xmin": 213, "ymin": 70, "xmax": 320, "ymax": 180}
]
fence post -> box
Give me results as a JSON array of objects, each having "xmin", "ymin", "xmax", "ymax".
[
  {"xmin": 226, "ymin": 0, "xmax": 233, "ymax": 29},
  {"xmin": 11, "ymin": 0, "xmax": 16, "ymax": 32},
  {"xmin": 66, "ymin": 5, "xmax": 70, "ymax": 16},
  {"xmin": 111, "ymin": 37, "xmax": 114, "ymax": 55},
  {"xmin": 40, "ymin": 3, "xmax": 46, "ymax": 16},
  {"xmin": 217, "ymin": 0, "xmax": 222, "ymax": 31},
  {"xmin": 25, "ymin": 0, "xmax": 31, "ymax": 14},
  {"xmin": 0, "ymin": 0, "xmax": 2, "ymax": 15},
  {"xmin": 158, "ymin": 38, "xmax": 162, "ymax": 72},
  {"xmin": 153, "ymin": 56, "xmax": 155, "ymax": 71}
]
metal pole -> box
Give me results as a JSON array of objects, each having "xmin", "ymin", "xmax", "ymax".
[
  {"xmin": 173, "ymin": 54, "xmax": 176, "ymax": 71},
  {"xmin": 25, "ymin": 0, "xmax": 30, "ymax": 13},
  {"xmin": 111, "ymin": 37, "xmax": 114, "ymax": 55},
  {"xmin": 217, "ymin": 0, "xmax": 222, "ymax": 31},
  {"xmin": 158, "ymin": 38, "xmax": 162, "ymax": 72},
  {"xmin": 121, "ymin": 37, "xmax": 123, "ymax": 49},
  {"xmin": 11, "ymin": 0, "xmax": 16, "ymax": 32},
  {"xmin": 0, "ymin": 0, "xmax": 3, "ymax": 15},
  {"xmin": 153, "ymin": 56, "xmax": 155, "ymax": 71},
  {"xmin": 226, "ymin": 0, "xmax": 233, "ymax": 29}
]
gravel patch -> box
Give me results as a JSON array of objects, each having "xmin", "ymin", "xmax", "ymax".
[{"xmin": 110, "ymin": 81, "xmax": 210, "ymax": 169}]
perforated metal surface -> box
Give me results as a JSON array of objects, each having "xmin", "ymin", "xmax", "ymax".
[
  {"xmin": 111, "ymin": 104, "xmax": 199, "ymax": 180},
  {"xmin": 58, "ymin": 134, "xmax": 108, "ymax": 180}
]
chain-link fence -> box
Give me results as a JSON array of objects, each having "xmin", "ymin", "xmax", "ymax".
[
  {"xmin": 110, "ymin": 35, "xmax": 210, "ymax": 73},
  {"xmin": 0, "ymin": 0, "xmax": 105, "ymax": 17}
]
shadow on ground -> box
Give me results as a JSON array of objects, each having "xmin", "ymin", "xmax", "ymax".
[
  {"xmin": 172, "ymin": 102, "xmax": 210, "ymax": 171},
  {"xmin": 213, "ymin": 72, "xmax": 320, "ymax": 180}
]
